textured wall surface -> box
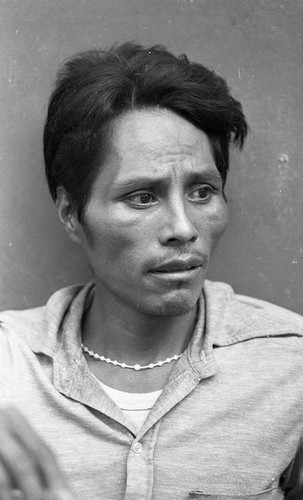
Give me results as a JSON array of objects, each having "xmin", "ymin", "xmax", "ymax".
[{"xmin": 1, "ymin": 0, "xmax": 303, "ymax": 313}]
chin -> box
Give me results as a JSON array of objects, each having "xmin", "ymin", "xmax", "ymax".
[
  {"xmin": 156, "ymin": 301, "xmax": 194, "ymax": 316},
  {"xmin": 138, "ymin": 290, "xmax": 200, "ymax": 317}
]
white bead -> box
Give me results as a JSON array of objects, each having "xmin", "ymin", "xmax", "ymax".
[
  {"xmin": 121, "ymin": 363, "xmax": 126, "ymax": 368},
  {"xmin": 134, "ymin": 364, "xmax": 141, "ymax": 371}
]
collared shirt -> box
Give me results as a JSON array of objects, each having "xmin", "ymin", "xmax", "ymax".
[{"xmin": 0, "ymin": 280, "xmax": 303, "ymax": 499}]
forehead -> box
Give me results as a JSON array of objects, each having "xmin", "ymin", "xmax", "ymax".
[
  {"xmin": 110, "ymin": 108, "xmax": 214, "ymax": 165},
  {"xmin": 92, "ymin": 108, "xmax": 219, "ymax": 193}
]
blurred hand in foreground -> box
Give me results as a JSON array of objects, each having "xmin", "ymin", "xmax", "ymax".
[{"xmin": 0, "ymin": 406, "xmax": 74, "ymax": 500}]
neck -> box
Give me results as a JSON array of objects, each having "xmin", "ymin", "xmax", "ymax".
[{"xmin": 81, "ymin": 285, "xmax": 200, "ymax": 365}]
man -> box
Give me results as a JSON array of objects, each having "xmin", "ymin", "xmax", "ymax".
[{"xmin": 0, "ymin": 43, "xmax": 302, "ymax": 500}]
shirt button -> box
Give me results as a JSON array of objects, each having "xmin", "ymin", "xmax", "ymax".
[{"xmin": 132, "ymin": 442, "xmax": 142, "ymax": 454}]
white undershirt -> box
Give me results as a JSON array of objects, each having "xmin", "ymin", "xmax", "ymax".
[{"xmin": 98, "ymin": 380, "xmax": 162, "ymax": 434}]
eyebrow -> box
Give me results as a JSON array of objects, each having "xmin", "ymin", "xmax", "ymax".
[{"xmin": 114, "ymin": 170, "xmax": 223, "ymax": 192}]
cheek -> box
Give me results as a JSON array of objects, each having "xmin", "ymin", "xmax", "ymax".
[
  {"xmin": 85, "ymin": 214, "xmax": 148, "ymax": 267},
  {"xmin": 212, "ymin": 203, "xmax": 229, "ymax": 241},
  {"xmin": 198, "ymin": 202, "xmax": 229, "ymax": 247},
  {"xmin": 212, "ymin": 204, "xmax": 229, "ymax": 234}
]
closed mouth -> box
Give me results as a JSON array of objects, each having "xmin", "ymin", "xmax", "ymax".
[
  {"xmin": 152, "ymin": 265, "xmax": 201, "ymax": 273},
  {"xmin": 150, "ymin": 256, "xmax": 203, "ymax": 274}
]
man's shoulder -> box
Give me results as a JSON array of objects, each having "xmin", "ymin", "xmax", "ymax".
[
  {"xmin": 0, "ymin": 283, "xmax": 87, "ymax": 346},
  {"xmin": 203, "ymin": 280, "xmax": 303, "ymax": 345},
  {"xmin": 0, "ymin": 304, "xmax": 48, "ymax": 366},
  {"xmin": 0, "ymin": 305, "xmax": 46, "ymax": 336}
]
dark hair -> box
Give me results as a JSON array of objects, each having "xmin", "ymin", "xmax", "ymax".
[{"xmin": 44, "ymin": 42, "xmax": 248, "ymax": 221}]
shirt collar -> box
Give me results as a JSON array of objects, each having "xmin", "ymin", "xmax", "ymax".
[
  {"xmin": 31, "ymin": 282, "xmax": 95, "ymax": 358},
  {"xmin": 30, "ymin": 279, "xmax": 303, "ymax": 368},
  {"xmin": 202, "ymin": 280, "xmax": 303, "ymax": 346},
  {"xmin": 31, "ymin": 281, "xmax": 214, "ymax": 379}
]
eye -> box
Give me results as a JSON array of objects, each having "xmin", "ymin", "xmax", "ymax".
[
  {"xmin": 126, "ymin": 192, "xmax": 157, "ymax": 208},
  {"xmin": 188, "ymin": 185, "xmax": 214, "ymax": 203}
]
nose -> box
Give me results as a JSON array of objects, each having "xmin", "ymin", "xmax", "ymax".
[{"xmin": 159, "ymin": 200, "xmax": 198, "ymax": 246}]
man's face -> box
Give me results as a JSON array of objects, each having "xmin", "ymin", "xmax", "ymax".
[{"xmin": 74, "ymin": 108, "xmax": 229, "ymax": 316}]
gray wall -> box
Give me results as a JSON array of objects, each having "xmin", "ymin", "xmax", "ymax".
[{"xmin": 1, "ymin": 0, "xmax": 303, "ymax": 314}]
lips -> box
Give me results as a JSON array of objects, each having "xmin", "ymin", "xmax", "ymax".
[{"xmin": 151, "ymin": 257, "xmax": 203, "ymax": 273}]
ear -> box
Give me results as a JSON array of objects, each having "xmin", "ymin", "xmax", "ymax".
[{"xmin": 56, "ymin": 187, "xmax": 82, "ymax": 244}]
